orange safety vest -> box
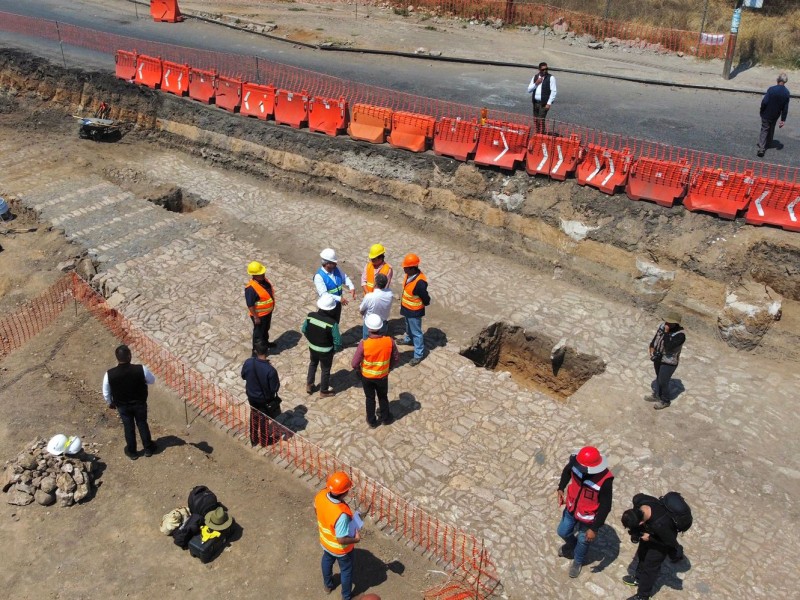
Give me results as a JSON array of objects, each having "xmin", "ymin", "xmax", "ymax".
[
  {"xmin": 314, "ymin": 489, "xmax": 354, "ymax": 556},
  {"xmin": 401, "ymin": 272, "xmax": 427, "ymax": 311},
  {"xmin": 245, "ymin": 279, "xmax": 275, "ymax": 317},
  {"xmin": 361, "ymin": 336, "xmax": 393, "ymax": 379},
  {"xmin": 364, "ymin": 262, "xmax": 391, "ymax": 293},
  {"xmin": 565, "ymin": 466, "xmax": 614, "ymax": 524}
]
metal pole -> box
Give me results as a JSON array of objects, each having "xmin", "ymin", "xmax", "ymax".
[
  {"xmin": 604, "ymin": 0, "xmax": 612, "ymax": 20},
  {"xmin": 54, "ymin": 21, "xmax": 67, "ymax": 69},
  {"xmin": 698, "ymin": 0, "xmax": 710, "ymax": 47},
  {"xmin": 722, "ymin": 0, "xmax": 744, "ymax": 80},
  {"xmin": 134, "ymin": 1, "xmax": 139, "ymax": 20}
]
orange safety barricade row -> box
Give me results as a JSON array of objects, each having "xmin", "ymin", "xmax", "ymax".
[
  {"xmin": 474, "ymin": 119, "xmax": 530, "ymax": 171},
  {"xmin": 274, "ymin": 89, "xmax": 309, "ymax": 129},
  {"xmin": 625, "ymin": 157, "xmax": 690, "ymax": 207},
  {"xmin": 188, "ymin": 68, "xmax": 217, "ymax": 104},
  {"xmin": 388, "ymin": 111, "xmax": 436, "ymax": 153},
  {"xmin": 433, "ymin": 117, "xmax": 479, "ymax": 162},
  {"xmin": 576, "ymin": 144, "xmax": 632, "ymax": 195},
  {"xmin": 115, "ymin": 50, "xmax": 137, "ymax": 81},
  {"xmin": 745, "ymin": 179, "xmax": 800, "ymax": 232},
  {"xmin": 135, "ymin": 54, "xmax": 162, "ymax": 89},
  {"xmin": 683, "ymin": 168, "xmax": 754, "ymax": 219},
  {"xmin": 160, "ymin": 60, "xmax": 189, "ymax": 96},
  {"xmin": 525, "ymin": 133, "xmax": 582, "ymax": 181},
  {"xmin": 150, "ymin": 0, "xmax": 183, "ymax": 23},
  {"xmin": 215, "ymin": 75, "xmax": 242, "ymax": 113},
  {"xmin": 241, "ymin": 83, "xmax": 275, "ymax": 120},
  {"xmin": 308, "ymin": 96, "xmax": 347, "ymax": 136},
  {"xmin": 348, "ymin": 104, "xmax": 393, "ymax": 144}
]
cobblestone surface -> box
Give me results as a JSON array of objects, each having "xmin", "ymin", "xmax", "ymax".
[{"xmin": 3, "ymin": 138, "xmax": 798, "ymax": 599}]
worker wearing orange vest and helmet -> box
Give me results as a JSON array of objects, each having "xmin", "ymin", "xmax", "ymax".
[
  {"xmin": 361, "ymin": 243, "xmax": 393, "ymax": 295},
  {"xmin": 245, "ymin": 261, "xmax": 276, "ymax": 352},
  {"xmin": 314, "ymin": 471, "xmax": 361, "ymax": 600},
  {"xmin": 556, "ymin": 446, "xmax": 614, "ymax": 579},
  {"xmin": 351, "ymin": 314, "xmax": 399, "ymax": 428},
  {"xmin": 399, "ymin": 253, "xmax": 430, "ymax": 366}
]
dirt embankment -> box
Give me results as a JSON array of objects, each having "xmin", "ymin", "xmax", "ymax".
[{"xmin": 1, "ymin": 48, "xmax": 799, "ymax": 358}]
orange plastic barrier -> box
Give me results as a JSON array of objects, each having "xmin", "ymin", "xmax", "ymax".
[
  {"xmin": 347, "ymin": 104, "xmax": 393, "ymax": 144},
  {"xmin": 525, "ymin": 133, "xmax": 582, "ymax": 180},
  {"xmin": 135, "ymin": 55, "xmax": 162, "ymax": 89},
  {"xmin": 683, "ymin": 168, "xmax": 755, "ymax": 219},
  {"xmin": 160, "ymin": 60, "xmax": 189, "ymax": 96},
  {"xmin": 150, "ymin": 0, "xmax": 183, "ymax": 23},
  {"xmin": 474, "ymin": 119, "xmax": 530, "ymax": 171},
  {"xmin": 575, "ymin": 144, "xmax": 633, "ymax": 195},
  {"xmin": 388, "ymin": 111, "xmax": 436, "ymax": 153},
  {"xmin": 274, "ymin": 89, "xmax": 309, "ymax": 129},
  {"xmin": 215, "ymin": 76, "xmax": 242, "ymax": 113},
  {"xmin": 745, "ymin": 179, "xmax": 800, "ymax": 231},
  {"xmin": 114, "ymin": 50, "xmax": 137, "ymax": 81},
  {"xmin": 241, "ymin": 83, "xmax": 275, "ymax": 120},
  {"xmin": 308, "ymin": 96, "xmax": 347, "ymax": 136},
  {"xmin": 433, "ymin": 117, "xmax": 479, "ymax": 162},
  {"xmin": 188, "ymin": 68, "xmax": 217, "ymax": 104},
  {"xmin": 625, "ymin": 157, "xmax": 690, "ymax": 207}
]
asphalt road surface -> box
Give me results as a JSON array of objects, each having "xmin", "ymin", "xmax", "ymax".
[{"xmin": 0, "ymin": 0, "xmax": 796, "ymax": 167}]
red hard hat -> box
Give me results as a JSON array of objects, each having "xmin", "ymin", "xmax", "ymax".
[
  {"xmin": 327, "ymin": 471, "xmax": 353, "ymax": 495},
  {"xmin": 402, "ymin": 253, "xmax": 420, "ymax": 268},
  {"xmin": 576, "ymin": 446, "xmax": 607, "ymax": 474}
]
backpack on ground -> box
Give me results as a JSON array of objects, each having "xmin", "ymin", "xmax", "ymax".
[
  {"xmin": 659, "ymin": 491, "xmax": 693, "ymax": 533},
  {"xmin": 188, "ymin": 485, "xmax": 219, "ymax": 517}
]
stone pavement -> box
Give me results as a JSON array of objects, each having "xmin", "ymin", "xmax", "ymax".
[{"xmin": 2, "ymin": 134, "xmax": 799, "ymax": 599}]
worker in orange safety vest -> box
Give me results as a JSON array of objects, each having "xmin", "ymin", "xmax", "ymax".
[
  {"xmin": 399, "ymin": 253, "xmax": 430, "ymax": 366},
  {"xmin": 351, "ymin": 314, "xmax": 399, "ymax": 428},
  {"xmin": 245, "ymin": 261, "xmax": 276, "ymax": 352},
  {"xmin": 361, "ymin": 243, "xmax": 393, "ymax": 295}
]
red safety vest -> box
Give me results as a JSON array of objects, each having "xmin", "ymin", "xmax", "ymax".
[
  {"xmin": 565, "ymin": 466, "xmax": 613, "ymax": 524},
  {"xmin": 401, "ymin": 272, "xmax": 427, "ymax": 311},
  {"xmin": 246, "ymin": 278, "xmax": 275, "ymax": 317},
  {"xmin": 361, "ymin": 336, "xmax": 393, "ymax": 379},
  {"xmin": 314, "ymin": 489, "xmax": 354, "ymax": 556},
  {"xmin": 364, "ymin": 261, "xmax": 391, "ymax": 293}
]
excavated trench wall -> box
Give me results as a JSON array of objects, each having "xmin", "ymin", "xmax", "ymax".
[{"xmin": 1, "ymin": 49, "xmax": 799, "ymax": 359}]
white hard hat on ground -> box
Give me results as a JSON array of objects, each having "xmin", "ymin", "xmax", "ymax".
[
  {"xmin": 320, "ymin": 248, "xmax": 338, "ymax": 263},
  {"xmin": 364, "ymin": 314, "xmax": 384, "ymax": 331},
  {"xmin": 65, "ymin": 436, "xmax": 83, "ymax": 455},
  {"xmin": 317, "ymin": 293, "xmax": 337, "ymax": 311},
  {"xmin": 46, "ymin": 434, "xmax": 68, "ymax": 456}
]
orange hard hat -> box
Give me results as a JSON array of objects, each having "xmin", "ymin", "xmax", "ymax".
[
  {"xmin": 327, "ymin": 471, "xmax": 353, "ymax": 495},
  {"xmin": 576, "ymin": 446, "xmax": 608, "ymax": 474},
  {"xmin": 402, "ymin": 253, "xmax": 420, "ymax": 268}
]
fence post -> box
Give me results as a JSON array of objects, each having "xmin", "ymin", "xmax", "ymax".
[
  {"xmin": 722, "ymin": 0, "xmax": 744, "ymax": 80},
  {"xmin": 54, "ymin": 21, "xmax": 67, "ymax": 69}
]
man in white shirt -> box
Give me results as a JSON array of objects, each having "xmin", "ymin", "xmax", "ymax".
[
  {"xmin": 527, "ymin": 61, "xmax": 557, "ymax": 134},
  {"xmin": 359, "ymin": 273, "xmax": 393, "ymax": 339},
  {"xmin": 313, "ymin": 248, "xmax": 356, "ymax": 324}
]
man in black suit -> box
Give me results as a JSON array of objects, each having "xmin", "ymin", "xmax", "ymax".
[{"xmin": 758, "ymin": 73, "xmax": 790, "ymax": 158}]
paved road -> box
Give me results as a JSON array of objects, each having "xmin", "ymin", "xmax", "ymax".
[{"xmin": 0, "ymin": 0, "xmax": 797, "ymax": 167}]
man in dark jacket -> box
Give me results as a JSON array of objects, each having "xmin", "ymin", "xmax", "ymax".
[
  {"xmin": 240, "ymin": 340, "xmax": 281, "ymax": 446},
  {"xmin": 646, "ymin": 310, "xmax": 686, "ymax": 410},
  {"xmin": 102, "ymin": 344, "xmax": 157, "ymax": 460},
  {"xmin": 757, "ymin": 73, "xmax": 790, "ymax": 158},
  {"xmin": 621, "ymin": 494, "xmax": 685, "ymax": 600},
  {"xmin": 302, "ymin": 293, "xmax": 342, "ymax": 398}
]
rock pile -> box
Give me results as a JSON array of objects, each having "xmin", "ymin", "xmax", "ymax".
[{"xmin": 2, "ymin": 438, "xmax": 95, "ymax": 507}]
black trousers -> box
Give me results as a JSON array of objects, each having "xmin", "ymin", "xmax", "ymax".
[
  {"xmin": 363, "ymin": 377, "xmax": 389, "ymax": 424},
  {"xmin": 307, "ymin": 349, "xmax": 334, "ymax": 391},
  {"xmin": 634, "ymin": 540, "xmax": 676, "ymax": 598},
  {"xmin": 652, "ymin": 360, "xmax": 678, "ymax": 401},
  {"xmin": 117, "ymin": 403, "xmax": 152, "ymax": 452},
  {"xmin": 251, "ymin": 313, "xmax": 273, "ymax": 349},
  {"xmin": 532, "ymin": 101, "xmax": 549, "ymax": 134},
  {"xmin": 248, "ymin": 397, "xmax": 281, "ymax": 446}
]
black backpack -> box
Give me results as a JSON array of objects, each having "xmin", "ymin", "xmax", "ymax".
[
  {"xmin": 659, "ymin": 491, "xmax": 693, "ymax": 533},
  {"xmin": 188, "ymin": 485, "xmax": 219, "ymax": 517}
]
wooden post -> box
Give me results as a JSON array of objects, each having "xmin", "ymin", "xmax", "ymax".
[{"xmin": 722, "ymin": 0, "xmax": 744, "ymax": 80}]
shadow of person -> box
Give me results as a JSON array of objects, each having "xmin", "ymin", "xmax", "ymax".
[
  {"xmin": 770, "ymin": 139, "xmax": 784, "ymax": 151},
  {"xmin": 153, "ymin": 435, "xmax": 187, "ymax": 455},
  {"xmin": 387, "ymin": 317, "xmax": 407, "ymax": 338},
  {"xmin": 271, "ymin": 330, "xmax": 302, "ymax": 354},
  {"xmin": 278, "ymin": 404, "xmax": 309, "ymax": 433},
  {"xmin": 388, "ymin": 392, "xmax": 421, "ymax": 423},
  {"xmin": 351, "ymin": 548, "xmax": 405, "ymax": 595},
  {"xmin": 339, "ymin": 323, "xmax": 365, "ymax": 349},
  {"xmin": 79, "ymin": 454, "xmax": 107, "ymax": 502},
  {"xmin": 190, "ymin": 441, "xmax": 213, "ymax": 454},
  {"xmin": 625, "ymin": 550, "xmax": 692, "ymax": 595},
  {"xmin": 587, "ymin": 524, "xmax": 621, "ymax": 573},
  {"xmin": 329, "ymin": 368, "xmax": 362, "ymax": 393},
  {"xmin": 668, "ymin": 379, "xmax": 686, "ymax": 401},
  {"xmin": 424, "ymin": 327, "xmax": 448, "ymax": 351}
]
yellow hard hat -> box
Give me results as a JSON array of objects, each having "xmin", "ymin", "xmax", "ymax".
[
  {"xmin": 368, "ymin": 243, "xmax": 386, "ymax": 260},
  {"xmin": 247, "ymin": 261, "xmax": 266, "ymax": 276}
]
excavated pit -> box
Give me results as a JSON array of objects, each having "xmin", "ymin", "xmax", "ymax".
[
  {"xmin": 143, "ymin": 185, "xmax": 208, "ymax": 213},
  {"xmin": 461, "ymin": 322, "xmax": 605, "ymax": 400}
]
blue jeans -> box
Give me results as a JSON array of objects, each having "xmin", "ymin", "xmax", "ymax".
[
  {"xmin": 403, "ymin": 316, "xmax": 425, "ymax": 359},
  {"xmin": 557, "ymin": 509, "xmax": 592, "ymax": 565},
  {"xmin": 321, "ymin": 550, "xmax": 353, "ymax": 600},
  {"xmin": 361, "ymin": 321, "xmax": 389, "ymax": 340}
]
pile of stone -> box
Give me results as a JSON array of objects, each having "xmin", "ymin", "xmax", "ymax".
[{"xmin": 2, "ymin": 438, "xmax": 95, "ymax": 507}]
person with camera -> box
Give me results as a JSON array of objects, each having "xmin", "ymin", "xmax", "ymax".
[
  {"xmin": 646, "ymin": 310, "xmax": 685, "ymax": 410},
  {"xmin": 620, "ymin": 494, "xmax": 685, "ymax": 600}
]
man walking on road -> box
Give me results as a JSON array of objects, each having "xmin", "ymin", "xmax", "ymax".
[
  {"xmin": 352, "ymin": 314, "xmax": 399, "ymax": 428},
  {"xmin": 527, "ymin": 61, "xmax": 557, "ymax": 134},
  {"xmin": 556, "ymin": 446, "xmax": 614, "ymax": 578},
  {"xmin": 361, "ymin": 243, "xmax": 393, "ymax": 296},
  {"xmin": 399, "ymin": 253, "xmax": 430, "ymax": 367},
  {"xmin": 102, "ymin": 344, "xmax": 157, "ymax": 460},
  {"xmin": 314, "ymin": 248, "xmax": 356, "ymax": 324},
  {"xmin": 757, "ymin": 73, "xmax": 790, "ymax": 158},
  {"xmin": 621, "ymin": 494, "xmax": 686, "ymax": 600},
  {"xmin": 245, "ymin": 260, "xmax": 276, "ymax": 350},
  {"xmin": 302, "ymin": 293, "xmax": 342, "ymax": 398},
  {"xmin": 240, "ymin": 340, "xmax": 282, "ymax": 446},
  {"xmin": 646, "ymin": 311, "xmax": 686, "ymax": 410},
  {"xmin": 359, "ymin": 273, "xmax": 393, "ymax": 340}
]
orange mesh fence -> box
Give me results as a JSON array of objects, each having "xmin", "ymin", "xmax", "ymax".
[{"xmin": 1, "ymin": 273, "xmax": 501, "ymax": 599}]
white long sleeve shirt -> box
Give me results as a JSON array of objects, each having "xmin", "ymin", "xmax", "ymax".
[
  {"xmin": 313, "ymin": 269, "xmax": 355, "ymax": 301},
  {"xmin": 527, "ymin": 74, "xmax": 557, "ymax": 105},
  {"xmin": 102, "ymin": 366, "xmax": 156, "ymax": 405}
]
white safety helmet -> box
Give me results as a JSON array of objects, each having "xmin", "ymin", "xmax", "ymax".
[
  {"xmin": 364, "ymin": 314, "xmax": 384, "ymax": 331},
  {"xmin": 317, "ymin": 293, "xmax": 337, "ymax": 311},
  {"xmin": 65, "ymin": 436, "xmax": 83, "ymax": 455},
  {"xmin": 46, "ymin": 434, "xmax": 68, "ymax": 456},
  {"xmin": 320, "ymin": 248, "xmax": 338, "ymax": 263}
]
